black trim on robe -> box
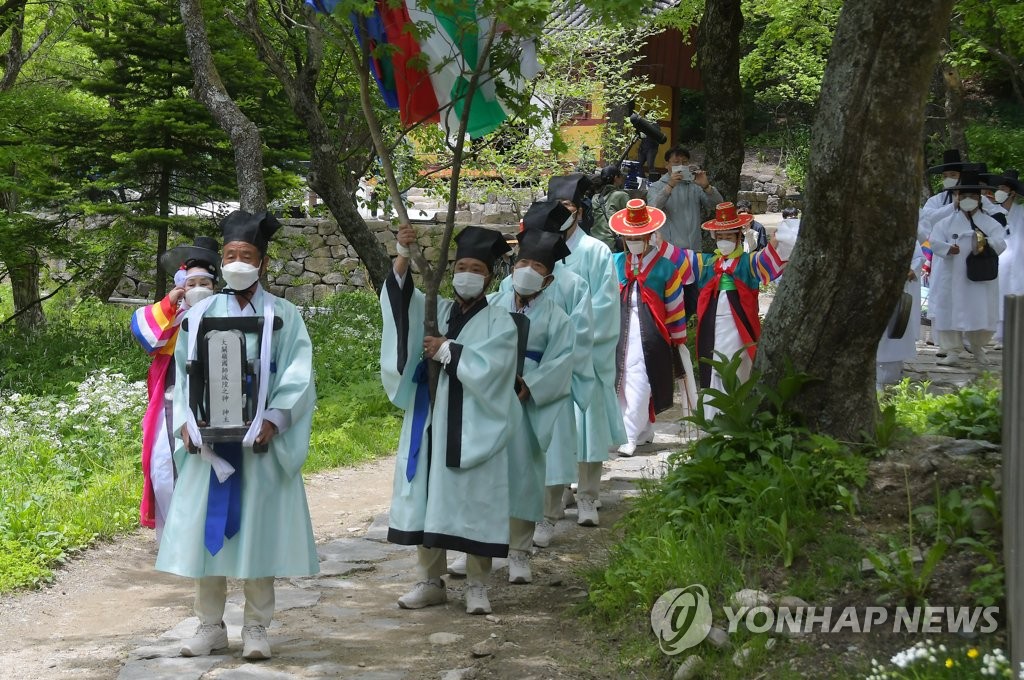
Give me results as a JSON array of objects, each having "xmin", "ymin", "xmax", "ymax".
[
  {"xmin": 442, "ymin": 297, "xmax": 488, "ymax": 469},
  {"xmin": 385, "ymin": 270, "xmax": 414, "ymax": 374},
  {"xmin": 423, "ymin": 532, "xmax": 510, "ymax": 558},
  {"xmin": 616, "ymin": 281, "xmax": 676, "ymax": 414},
  {"xmin": 387, "ymin": 527, "xmax": 425, "ymax": 546}
]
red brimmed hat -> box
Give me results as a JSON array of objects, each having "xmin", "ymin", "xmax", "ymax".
[
  {"xmin": 609, "ymin": 199, "xmax": 666, "ymax": 236},
  {"xmin": 702, "ymin": 202, "xmax": 754, "ymax": 232}
]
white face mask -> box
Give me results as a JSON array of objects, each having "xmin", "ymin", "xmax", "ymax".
[
  {"xmin": 221, "ymin": 261, "xmax": 261, "ymax": 291},
  {"xmin": 995, "ymin": 190, "xmax": 1010, "ymax": 204},
  {"xmin": 559, "ymin": 212, "xmax": 576, "ymax": 232},
  {"xmin": 625, "ymin": 240, "xmax": 646, "ymax": 255},
  {"xmin": 452, "ymin": 272, "xmax": 486, "ymax": 300},
  {"xmin": 512, "ymin": 266, "xmax": 546, "ymax": 296},
  {"xmin": 717, "ymin": 239, "xmax": 738, "ymax": 256},
  {"xmin": 942, "ymin": 177, "xmax": 959, "ymax": 189},
  {"xmin": 958, "ymin": 197, "xmax": 979, "ymax": 213},
  {"xmin": 184, "ymin": 286, "xmax": 214, "ymax": 308}
]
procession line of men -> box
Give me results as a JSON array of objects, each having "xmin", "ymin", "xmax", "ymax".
[
  {"xmin": 903, "ymin": 150, "xmax": 1022, "ymax": 383},
  {"xmin": 128, "ymin": 175, "xmax": 800, "ymax": 661},
  {"xmin": 379, "ymin": 172, "xmax": 798, "ymax": 618}
]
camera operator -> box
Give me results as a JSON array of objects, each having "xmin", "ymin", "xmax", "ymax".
[{"xmin": 591, "ymin": 164, "xmax": 630, "ymax": 251}]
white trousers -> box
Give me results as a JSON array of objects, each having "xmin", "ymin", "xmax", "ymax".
[
  {"xmin": 151, "ymin": 408, "xmax": 175, "ymax": 541},
  {"xmin": 418, "ymin": 546, "xmax": 492, "ymax": 586},
  {"xmin": 937, "ymin": 329, "xmax": 993, "ymax": 353},
  {"xmin": 703, "ymin": 292, "xmax": 753, "ymax": 420},
  {"xmin": 618, "ymin": 299, "xmax": 653, "ymax": 444},
  {"xmin": 195, "ymin": 576, "xmax": 274, "ymax": 627}
]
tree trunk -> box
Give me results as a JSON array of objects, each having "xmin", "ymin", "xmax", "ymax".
[
  {"xmin": 231, "ymin": 3, "xmax": 391, "ymax": 290},
  {"xmin": 179, "ymin": 0, "xmax": 266, "ymax": 212},
  {"xmin": 88, "ymin": 237, "xmax": 134, "ymax": 302},
  {"xmin": 696, "ymin": 0, "xmax": 744, "ymax": 203},
  {"xmin": 942, "ymin": 63, "xmax": 968, "ymax": 158},
  {"xmin": 756, "ymin": 0, "xmax": 957, "ymax": 440},
  {"xmin": 155, "ymin": 161, "xmax": 170, "ymax": 300},
  {"xmin": 307, "ymin": 162, "xmax": 391, "ymax": 290},
  {"xmin": 8, "ymin": 249, "xmax": 44, "ymax": 331}
]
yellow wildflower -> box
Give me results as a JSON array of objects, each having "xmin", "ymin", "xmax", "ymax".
[
  {"xmin": 967, "ymin": 648, "xmax": 979, "ymax": 659},
  {"xmin": 946, "ymin": 658, "xmax": 954, "ymax": 668}
]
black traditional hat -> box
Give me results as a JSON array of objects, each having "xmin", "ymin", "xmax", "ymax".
[
  {"xmin": 982, "ymin": 168, "xmax": 1023, "ymax": 195},
  {"xmin": 927, "ymin": 149, "xmax": 965, "ymax": 175},
  {"xmin": 945, "ymin": 168, "xmax": 989, "ymax": 193},
  {"xmin": 219, "ymin": 210, "xmax": 281, "ymax": 255},
  {"xmin": 547, "ymin": 173, "xmax": 591, "ymax": 208},
  {"xmin": 522, "ymin": 200, "xmax": 574, "ymax": 234},
  {"xmin": 516, "ymin": 229, "xmax": 572, "ymax": 273},
  {"xmin": 159, "ymin": 236, "xmax": 220, "ymax": 280},
  {"xmin": 454, "ymin": 226, "xmax": 511, "ymax": 271}
]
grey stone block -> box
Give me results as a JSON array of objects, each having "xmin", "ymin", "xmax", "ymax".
[{"xmin": 117, "ymin": 656, "xmax": 224, "ymax": 680}]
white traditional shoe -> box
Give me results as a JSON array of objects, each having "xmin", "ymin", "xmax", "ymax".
[
  {"xmin": 577, "ymin": 497, "xmax": 599, "ymax": 527},
  {"xmin": 447, "ymin": 553, "xmax": 467, "ymax": 577},
  {"xmin": 508, "ymin": 550, "xmax": 532, "ymax": 584},
  {"xmin": 561, "ymin": 486, "xmax": 576, "ymax": 508},
  {"xmin": 398, "ymin": 579, "xmax": 447, "ymax": 609},
  {"xmin": 617, "ymin": 442, "xmax": 637, "ymax": 457},
  {"xmin": 179, "ymin": 621, "xmax": 228, "ymax": 657},
  {"xmin": 937, "ymin": 354, "xmax": 958, "ymax": 366},
  {"xmin": 974, "ymin": 348, "xmax": 988, "ymax": 365},
  {"xmin": 637, "ymin": 425, "xmax": 655, "ymax": 445},
  {"xmin": 993, "ymin": 342, "xmax": 1004, "ymax": 351},
  {"xmin": 465, "ymin": 584, "xmax": 492, "ymax": 614},
  {"xmin": 241, "ymin": 624, "xmax": 271, "ymax": 660},
  {"xmin": 533, "ymin": 519, "xmax": 555, "ymax": 548},
  {"xmin": 958, "ymin": 350, "xmax": 973, "ymax": 361}
]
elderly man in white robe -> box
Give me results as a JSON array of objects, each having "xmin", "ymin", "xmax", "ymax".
[{"xmin": 928, "ymin": 169, "xmax": 1008, "ymax": 365}]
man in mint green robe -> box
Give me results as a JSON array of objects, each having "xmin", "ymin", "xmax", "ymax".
[
  {"xmin": 156, "ymin": 211, "xmax": 317, "ymax": 661},
  {"xmin": 529, "ymin": 178, "xmax": 626, "ymax": 530},
  {"xmin": 380, "ymin": 225, "xmax": 518, "ymax": 616},
  {"xmin": 487, "ymin": 228, "xmax": 575, "ymax": 583}
]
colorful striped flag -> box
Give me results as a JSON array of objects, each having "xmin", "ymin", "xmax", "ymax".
[{"xmin": 308, "ymin": 0, "xmax": 537, "ymax": 137}]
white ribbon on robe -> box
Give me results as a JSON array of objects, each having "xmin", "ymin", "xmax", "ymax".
[{"xmin": 183, "ymin": 291, "xmax": 275, "ymax": 482}]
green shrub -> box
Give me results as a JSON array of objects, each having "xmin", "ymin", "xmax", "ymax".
[
  {"xmin": 881, "ymin": 376, "xmax": 1001, "ymax": 442},
  {"xmin": 586, "ymin": 355, "xmax": 868, "ymax": 626}
]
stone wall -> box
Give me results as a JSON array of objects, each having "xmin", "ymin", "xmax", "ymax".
[
  {"xmin": 736, "ymin": 172, "xmax": 802, "ymax": 213},
  {"xmin": 112, "ymin": 217, "xmax": 519, "ymax": 303}
]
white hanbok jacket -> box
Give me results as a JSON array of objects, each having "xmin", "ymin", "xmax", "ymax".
[{"xmin": 929, "ymin": 210, "xmax": 1007, "ymax": 332}]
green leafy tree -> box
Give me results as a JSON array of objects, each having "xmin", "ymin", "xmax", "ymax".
[
  {"xmin": 949, "ymin": 0, "xmax": 1024, "ymax": 108},
  {"xmin": 739, "ymin": 0, "xmax": 841, "ymax": 117}
]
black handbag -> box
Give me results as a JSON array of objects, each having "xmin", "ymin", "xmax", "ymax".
[
  {"xmin": 965, "ymin": 226, "xmax": 999, "ymax": 282},
  {"xmin": 887, "ymin": 291, "xmax": 913, "ymax": 339}
]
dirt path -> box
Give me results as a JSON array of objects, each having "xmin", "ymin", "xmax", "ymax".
[{"xmin": 0, "ymin": 427, "xmax": 684, "ymax": 680}]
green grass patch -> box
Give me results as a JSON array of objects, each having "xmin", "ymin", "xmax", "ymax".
[
  {"xmin": 582, "ymin": 356, "xmax": 870, "ymax": 674},
  {"xmin": 0, "ymin": 286, "xmax": 399, "ymax": 594},
  {"xmin": 881, "ymin": 375, "xmax": 1001, "ymax": 442}
]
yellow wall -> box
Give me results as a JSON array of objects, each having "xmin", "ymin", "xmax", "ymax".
[{"xmin": 559, "ymin": 83, "xmax": 675, "ymax": 169}]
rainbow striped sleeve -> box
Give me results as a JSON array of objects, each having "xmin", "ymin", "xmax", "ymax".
[
  {"xmin": 663, "ymin": 267, "xmax": 688, "ymax": 345},
  {"xmin": 130, "ymin": 296, "xmax": 181, "ymax": 356},
  {"xmin": 657, "ymin": 241, "xmax": 697, "ymax": 285},
  {"xmin": 752, "ymin": 242, "xmax": 787, "ymax": 285}
]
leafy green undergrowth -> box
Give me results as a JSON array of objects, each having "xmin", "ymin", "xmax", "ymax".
[
  {"xmin": 881, "ymin": 375, "xmax": 1001, "ymax": 443},
  {"xmin": 584, "ymin": 358, "xmax": 1007, "ymax": 678},
  {"xmin": 0, "ymin": 287, "xmax": 398, "ymax": 593},
  {"xmin": 583, "ymin": 357, "xmax": 870, "ymax": 677}
]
